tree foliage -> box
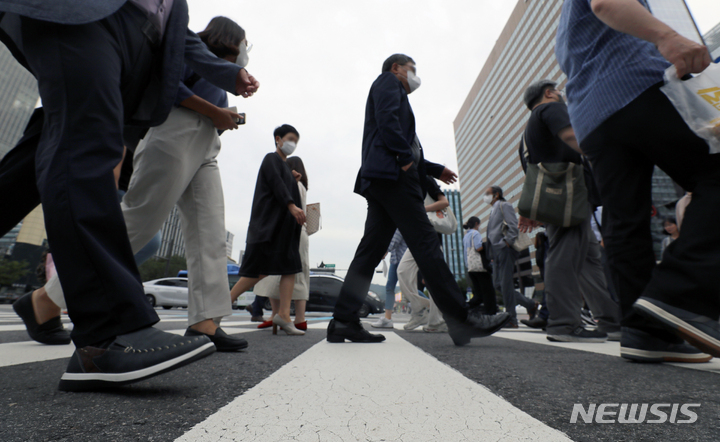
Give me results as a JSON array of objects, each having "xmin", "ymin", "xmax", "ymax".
[
  {"xmin": 0, "ymin": 259, "xmax": 29, "ymax": 286},
  {"xmin": 138, "ymin": 255, "xmax": 188, "ymax": 282}
]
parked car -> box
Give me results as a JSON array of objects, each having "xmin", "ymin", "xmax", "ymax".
[
  {"xmin": 143, "ymin": 277, "xmax": 189, "ymax": 309},
  {"xmin": 177, "ymin": 265, "xmax": 254, "ymax": 309},
  {"xmin": 263, "ymin": 273, "xmax": 384, "ymax": 317}
]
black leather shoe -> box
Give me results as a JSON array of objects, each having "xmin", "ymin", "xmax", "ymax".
[
  {"xmin": 58, "ymin": 327, "xmax": 215, "ymax": 392},
  {"xmin": 327, "ymin": 318, "xmax": 386, "ymax": 343},
  {"xmin": 521, "ymin": 317, "xmax": 548, "ymax": 329},
  {"xmin": 620, "ymin": 326, "xmax": 711, "ymax": 363},
  {"xmin": 185, "ymin": 327, "xmax": 248, "ymax": 352},
  {"xmin": 448, "ymin": 311, "xmax": 511, "ymax": 346},
  {"xmin": 13, "ymin": 292, "xmax": 71, "ymax": 345}
]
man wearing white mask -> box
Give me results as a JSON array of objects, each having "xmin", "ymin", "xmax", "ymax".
[
  {"xmin": 327, "ymin": 53, "xmax": 511, "ymax": 345},
  {"xmin": 40, "ymin": 17, "xmax": 253, "ymax": 353}
]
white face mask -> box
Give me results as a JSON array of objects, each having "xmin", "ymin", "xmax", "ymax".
[
  {"xmin": 235, "ymin": 41, "xmax": 250, "ymax": 68},
  {"xmin": 406, "ymin": 69, "xmax": 421, "ymax": 93},
  {"xmin": 280, "ymin": 140, "xmax": 297, "ymax": 156},
  {"xmin": 483, "ymin": 194, "xmax": 494, "ymax": 205}
]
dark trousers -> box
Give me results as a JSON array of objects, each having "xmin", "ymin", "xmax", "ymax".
[
  {"xmin": 582, "ymin": 83, "xmax": 720, "ymax": 340},
  {"xmin": 251, "ymin": 295, "xmax": 266, "ymax": 317},
  {"xmin": 9, "ymin": 6, "xmax": 160, "ymax": 347},
  {"xmin": 467, "ymin": 271, "xmax": 497, "ymax": 314},
  {"xmin": 333, "ymin": 166, "xmax": 468, "ymax": 323}
]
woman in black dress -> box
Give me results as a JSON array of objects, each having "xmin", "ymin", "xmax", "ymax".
[{"xmin": 230, "ymin": 124, "xmax": 306, "ymax": 335}]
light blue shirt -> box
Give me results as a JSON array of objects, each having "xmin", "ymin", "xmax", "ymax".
[
  {"xmin": 463, "ymin": 229, "xmax": 483, "ymax": 267},
  {"xmin": 555, "ymin": 0, "xmax": 670, "ymax": 142},
  {"xmin": 387, "ymin": 230, "xmax": 408, "ymax": 265}
]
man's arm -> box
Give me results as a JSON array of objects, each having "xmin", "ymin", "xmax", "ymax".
[
  {"xmin": 502, "ymin": 203, "xmax": 519, "ymax": 245},
  {"xmin": 373, "ymin": 74, "xmax": 415, "ymax": 168},
  {"xmin": 590, "ymin": 0, "xmax": 711, "ymax": 77},
  {"xmin": 557, "ymin": 127, "xmax": 583, "ymax": 154}
]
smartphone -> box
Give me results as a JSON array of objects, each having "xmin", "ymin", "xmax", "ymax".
[{"xmin": 227, "ymin": 107, "xmax": 246, "ymax": 125}]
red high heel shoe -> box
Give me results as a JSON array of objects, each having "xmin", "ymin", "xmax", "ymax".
[
  {"xmin": 258, "ymin": 320, "xmax": 273, "ymax": 329},
  {"xmin": 295, "ymin": 321, "xmax": 307, "ymax": 331}
]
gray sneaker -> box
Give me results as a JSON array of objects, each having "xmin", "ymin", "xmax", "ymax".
[
  {"xmin": 371, "ymin": 317, "xmax": 394, "ymax": 329},
  {"xmin": 404, "ymin": 309, "xmax": 429, "ymax": 330},
  {"xmin": 423, "ymin": 322, "xmax": 448, "ymax": 333}
]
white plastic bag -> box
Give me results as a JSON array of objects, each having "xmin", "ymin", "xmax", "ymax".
[{"xmin": 661, "ymin": 64, "xmax": 720, "ymax": 153}]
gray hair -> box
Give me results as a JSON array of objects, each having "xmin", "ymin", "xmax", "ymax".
[{"xmin": 523, "ymin": 79, "xmax": 557, "ymax": 110}]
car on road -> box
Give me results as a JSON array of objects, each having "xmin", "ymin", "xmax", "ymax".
[
  {"xmin": 263, "ymin": 273, "xmax": 384, "ymax": 317},
  {"xmin": 143, "ymin": 277, "xmax": 189, "ymax": 309}
]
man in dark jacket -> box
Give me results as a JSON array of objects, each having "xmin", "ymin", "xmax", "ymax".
[
  {"xmin": 327, "ymin": 53, "xmax": 510, "ymax": 346},
  {"xmin": 0, "ymin": 0, "xmax": 259, "ymax": 391}
]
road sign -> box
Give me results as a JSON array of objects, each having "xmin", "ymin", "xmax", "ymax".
[{"xmin": 325, "ymin": 264, "xmax": 335, "ymax": 268}]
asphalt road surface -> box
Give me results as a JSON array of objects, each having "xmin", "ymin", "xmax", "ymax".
[{"xmin": 0, "ymin": 305, "xmax": 717, "ymax": 441}]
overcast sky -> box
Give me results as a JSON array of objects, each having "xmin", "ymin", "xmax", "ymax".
[{"xmin": 186, "ymin": 0, "xmax": 720, "ymax": 286}]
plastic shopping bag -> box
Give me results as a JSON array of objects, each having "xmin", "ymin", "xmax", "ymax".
[{"xmin": 661, "ymin": 64, "xmax": 720, "ymax": 153}]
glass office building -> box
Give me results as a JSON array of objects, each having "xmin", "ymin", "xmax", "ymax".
[
  {"xmin": 441, "ymin": 189, "xmax": 466, "ymax": 281},
  {"xmin": 156, "ymin": 206, "xmax": 187, "ymax": 259},
  {"xmin": 0, "ymin": 44, "xmax": 38, "ymax": 159},
  {"xmin": 704, "ymin": 22, "xmax": 720, "ymax": 61}
]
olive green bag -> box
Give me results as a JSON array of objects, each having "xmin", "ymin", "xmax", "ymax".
[{"xmin": 518, "ymin": 137, "xmax": 589, "ymax": 228}]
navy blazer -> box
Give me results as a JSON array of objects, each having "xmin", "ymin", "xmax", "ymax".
[
  {"xmin": 355, "ymin": 72, "xmax": 444, "ymax": 196},
  {"xmin": 0, "ymin": 0, "xmax": 240, "ymax": 146}
]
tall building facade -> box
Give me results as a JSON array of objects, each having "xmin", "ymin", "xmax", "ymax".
[
  {"xmin": 441, "ymin": 189, "xmax": 466, "ymax": 281},
  {"xmin": 704, "ymin": 21, "xmax": 720, "ymax": 61},
  {"xmin": 0, "ymin": 44, "xmax": 38, "ymax": 159},
  {"xmin": 0, "ymin": 222, "xmax": 22, "ymax": 257},
  {"xmin": 453, "ymin": 0, "xmax": 566, "ymax": 235},
  {"xmin": 156, "ymin": 206, "xmax": 187, "ymax": 259}
]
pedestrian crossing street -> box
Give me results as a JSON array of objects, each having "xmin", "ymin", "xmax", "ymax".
[{"xmin": 1, "ymin": 306, "xmax": 718, "ymax": 441}]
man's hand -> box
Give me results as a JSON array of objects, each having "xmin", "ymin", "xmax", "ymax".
[
  {"xmin": 210, "ymin": 107, "xmax": 240, "ymax": 131},
  {"xmin": 439, "ymin": 167, "xmax": 458, "ymax": 185},
  {"xmin": 288, "ymin": 204, "xmax": 306, "ymax": 225},
  {"xmin": 236, "ymin": 68, "xmax": 260, "ymax": 98},
  {"xmin": 292, "ymin": 170, "xmax": 302, "ymax": 182},
  {"xmin": 402, "ymin": 161, "xmax": 414, "ymax": 172},
  {"xmin": 657, "ymin": 30, "xmax": 712, "ymax": 78},
  {"xmin": 518, "ymin": 215, "xmax": 539, "ymax": 234}
]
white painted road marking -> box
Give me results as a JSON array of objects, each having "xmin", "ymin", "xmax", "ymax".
[{"xmin": 176, "ymin": 332, "xmax": 573, "ymax": 442}]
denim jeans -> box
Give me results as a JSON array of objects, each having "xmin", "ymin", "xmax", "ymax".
[{"xmin": 385, "ymin": 261, "xmax": 399, "ymax": 310}]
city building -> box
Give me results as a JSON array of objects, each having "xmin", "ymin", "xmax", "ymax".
[
  {"xmin": 0, "ymin": 44, "xmax": 38, "ymax": 159},
  {"xmin": 225, "ymin": 231, "xmax": 235, "ymax": 262},
  {"xmin": 453, "ymin": 0, "xmax": 689, "ymax": 263},
  {"xmin": 441, "ymin": 189, "xmax": 466, "ymax": 281},
  {"xmin": 0, "ymin": 222, "xmax": 22, "ymax": 257},
  {"xmin": 156, "ymin": 206, "xmax": 187, "ymax": 259},
  {"xmin": 704, "ymin": 21, "xmax": 720, "ymax": 61},
  {"xmin": 453, "ymin": 0, "xmax": 566, "ymax": 238},
  {"xmin": 9, "ymin": 206, "xmax": 47, "ymax": 287}
]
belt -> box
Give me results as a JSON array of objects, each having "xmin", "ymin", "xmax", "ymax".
[{"xmin": 124, "ymin": 3, "xmax": 162, "ymax": 49}]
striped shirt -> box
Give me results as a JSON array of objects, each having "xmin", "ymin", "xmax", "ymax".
[
  {"xmin": 554, "ymin": 0, "xmax": 670, "ymax": 142},
  {"xmin": 387, "ymin": 230, "xmax": 408, "ymax": 265}
]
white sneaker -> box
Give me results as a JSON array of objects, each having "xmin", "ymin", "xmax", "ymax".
[
  {"xmin": 404, "ymin": 309, "xmax": 429, "ymax": 330},
  {"xmin": 371, "ymin": 317, "xmax": 394, "ymax": 329},
  {"xmin": 423, "ymin": 322, "xmax": 448, "ymax": 333}
]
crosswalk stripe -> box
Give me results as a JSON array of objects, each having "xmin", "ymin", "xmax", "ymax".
[
  {"xmin": 176, "ymin": 332, "xmax": 573, "ymax": 442},
  {"xmin": 0, "ymin": 341, "xmax": 74, "ymax": 368}
]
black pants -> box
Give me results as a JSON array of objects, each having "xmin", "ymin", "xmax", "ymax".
[
  {"xmin": 467, "ymin": 271, "xmax": 497, "ymax": 314},
  {"xmin": 8, "ymin": 5, "xmax": 160, "ymax": 347},
  {"xmin": 582, "ymin": 83, "xmax": 720, "ymax": 339},
  {"xmin": 333, "ymin": 166, "xmax": 468, "ymax": 323}
]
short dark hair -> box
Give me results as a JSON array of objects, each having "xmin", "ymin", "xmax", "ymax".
[
  {"xmin": 273, "ymin": 124, "xmax": 300, "ymax": 143},
  {"xmin": 197, "ymin": 17, "xmax": 245, "ymax": 58},
  {"xmin": 287, "ymin": 156, "xmax": 308, "ymax": 190},
  {"xmin": 382, "ymin": 54, "xmax": 415, "ymax": 73},
  {"xmin": 463, "ymin": 216, "xmax": 481, "ymax": 230},
  {"xmin": 523, "ymin": 79, "xmax": 557, "ymax": 110},
  {"xmin": 491, "ymin": 185, "xmax": 505, "ymax": 201}
]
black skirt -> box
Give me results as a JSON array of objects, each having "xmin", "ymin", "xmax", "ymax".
[{"xmin": 239, "ymin": 237, "xmax": 301, "ymax": 278}]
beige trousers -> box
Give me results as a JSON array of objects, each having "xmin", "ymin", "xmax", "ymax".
[
  {"xmin": 397, "ymin": 249, "xmax": 443, "ymax": 325},
  {"xmin": 46, "ymin": 107, "xmax": 232, "ymax": 326}
]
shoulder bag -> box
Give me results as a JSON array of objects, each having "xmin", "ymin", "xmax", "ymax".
[
  {"xmin": 425, "ymin": 194, "xmax": 458, "ymax": 235},
  {"xmin": 466, "ymin": 233, "xmax": 485, "ymax": 272},
  {"xmin": 517, "ymin": 136, "xmax": 589, "ymax": 228}
]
